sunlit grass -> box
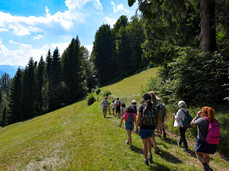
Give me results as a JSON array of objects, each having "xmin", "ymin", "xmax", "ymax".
[{"xmin": 0, "ymin": 68, "xmax": 228, "ymax": 170}]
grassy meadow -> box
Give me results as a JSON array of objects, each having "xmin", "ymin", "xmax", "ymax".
[{"xmin": 0, "ymin": 68, "xmax": 228, "ymax": 170}]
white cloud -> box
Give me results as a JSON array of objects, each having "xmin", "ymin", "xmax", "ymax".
[
  {"xmin": 0, "ymin": 0, "xmax": 103, "ymax": 37},
  {"xmin": 85, "ymin": 44, "xmax": 93, "ymax": 53},
  {"xmin": 0, "ymin": 28, "xmax": 8, "ymax": 32},
  {"xmin": 111, "ymin": 1, "xmax": 129, "ymax": 13},
  {"xmin": 33, "ymin": 35, "xmax": 44, "ymax": 40},
  {"xmin": 0, "ymin": 39, "xmax": 70, "ymax": 66},
  {"xmin": 105, "ymin": 16, "xmax": 116, "ymax": 28}
]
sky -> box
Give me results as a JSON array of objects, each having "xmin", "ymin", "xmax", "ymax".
[{"xmin": 0, "ymin": 0, "xmax": 138, "ymax": 66}]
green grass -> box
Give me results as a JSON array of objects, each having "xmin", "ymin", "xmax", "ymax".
[{"xmin": 0, "ymin": 67, "xmax": 228, "ymax": 170}]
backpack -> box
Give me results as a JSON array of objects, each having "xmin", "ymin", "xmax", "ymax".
[
  {"xmin": 116, "ymin": 101, "xmax": 120, "ymax": 107},
  {"xmin": 180, "ymin": 109, "xmax": 192, "ymax": 128},
  {"xmin": 126, "ymin": 113, "xmax": 134, "ymax": 124},
  {"xmin": 140, "ymin": 106, "xmax": 157, "ymax": 127},
  {"xmin": 204, "ymin": 117, "xmax": 220, "ymax": 144},
  {"xmin": 131, "ymin": 104, "xmax": 137, "ymax": 114}
]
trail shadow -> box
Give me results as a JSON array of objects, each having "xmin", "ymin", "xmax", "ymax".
[
  {"xmin": 162, "ymin": 136, "xmax": 178, "ymax": 145},
  {"xmin": 105, "ymin": 117, "xmax": 113, "ymax": 119},
  {"xmin": 147, "ymin": 162, "xmax": 171, "ymax": 171},
  {"xmin": 160, "ymin": 150, "xmax": 183, "ymax": 163},
  {"xmin": 186, "ymin": 149, "xmax": 196, "ymax": 158},
  {"xmin": 132, "ymin": 146, "xmax": 143, "ymax": 155}
]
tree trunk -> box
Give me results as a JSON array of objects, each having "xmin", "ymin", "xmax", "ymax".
[{"xmin": 199, "ymin": 0, "xmax": 216, "ymax": 51}]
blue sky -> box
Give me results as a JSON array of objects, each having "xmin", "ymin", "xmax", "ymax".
[{"xmin": 0, "ymin": 0, "xmax": 138, "ymax": 66}]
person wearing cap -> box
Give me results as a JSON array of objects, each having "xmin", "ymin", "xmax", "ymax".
[
  {"xmin": 101, "ymin": 96, "xmax": 110, "ymax": 118},
  {"xmin": 131, "ymin": 100, "xmax": 138, "ymax": 115},
  {"xmin": 173, "ymin": 100, "xmax": 189, "ymax": 151}
]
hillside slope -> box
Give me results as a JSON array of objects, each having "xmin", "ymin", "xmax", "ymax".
[{"xmin": 0, "ymin": 68, "xmax": 228, "ymax": 170}]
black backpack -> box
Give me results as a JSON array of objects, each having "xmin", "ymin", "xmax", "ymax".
[{"xmin": 141, "ymin": 106, "xmax": 157, "ymax": 127}]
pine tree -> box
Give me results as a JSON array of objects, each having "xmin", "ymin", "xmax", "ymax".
[
  {"xmin": 7, "ymin": 68, "xmax": 22, "ymax": 124},
  {"xmin": 36, "ymin": 56, "xmax": 45, "ymax": 113},
  {"xmin": 21, "ymin": 58, "xmax": 35, "ymax": 119},
  {"xmin": 62, "ymin": 37, "xmax": 83, "ymax": 104}
]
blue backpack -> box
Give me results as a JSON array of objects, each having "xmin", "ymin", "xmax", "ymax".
[{"xmin": 180, "ymin": 109, "xmax": 192, "ymax": 128}]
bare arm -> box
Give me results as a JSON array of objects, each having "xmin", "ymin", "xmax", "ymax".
[
  {"xmin": 135, "ymin": 112, "xmax": 141, "ymax": 132},
  {"xmin": 191, "ymin": 111, "xmax": 202, "ymax": 126}
]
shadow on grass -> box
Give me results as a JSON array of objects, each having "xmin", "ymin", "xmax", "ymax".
[
  {"xmin": 160, "ymin": 150, "xmax": 183, "ymax": 163},
  {"xmin": 148, "ymin": 162, "xmax": 171, "ymax": 171},
  {"xmin": 132, "ymin": 146, "xmax": 143, "ymax": 155},
  {"xmin": 163, "ymin": 136, "xmax": 178, "ymax": 145}
]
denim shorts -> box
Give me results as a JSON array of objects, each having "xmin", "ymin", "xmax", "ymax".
[{"xmin": 140, "ymin": 129, "xmax": 155, "ymax": 139}]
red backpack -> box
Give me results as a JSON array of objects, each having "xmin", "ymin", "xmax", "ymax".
[{"xmin": 204, "ymin": 117, "xmax": 220, "ymax": 144}]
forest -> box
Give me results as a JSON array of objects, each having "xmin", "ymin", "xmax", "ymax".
[{"xmin": 0, "ymin": 0, "xmax": 228, "ymax": 127}]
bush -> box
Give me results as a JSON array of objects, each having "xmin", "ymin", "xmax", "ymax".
[
  {"xmin": 95, "ymin": 87, "xmax": 101, "ymax": 95},
  {"xmin": 103, "ymin": 90, "xmax": 111, "ymax": 97},
  {"xmin": 87, "ymin": 94, "xmax": 96, "ymax": 106}
]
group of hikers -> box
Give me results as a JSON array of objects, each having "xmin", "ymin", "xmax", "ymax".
[{"xmin": 101, "ymin": 92, "xmax": 220, "ymax": 171}]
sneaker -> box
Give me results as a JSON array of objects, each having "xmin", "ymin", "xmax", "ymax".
[
  {"xmin": 125, "ymin": 140, "xmax": 129, "ymax": 144},
  {"xmin": 177, "ymin": 141, "xmax": 181, "ymax": 146},
  {"xmin": 154, "ymin": 147, "xmax": 160, "ymax": 154},
  {"xmin": 182, "ymin": 148, "xmax": 188, "ymax": 152},
  {"xmin": 143, "ymin": 159, "xmax": 149, "ymax": 166},
  {"xmin": 130, "ymin": 145, "xmax": 134, "ymax": 150},
  {"xmin": 147, "ymin": 153, "xmax": 153, "ymax": 163}
]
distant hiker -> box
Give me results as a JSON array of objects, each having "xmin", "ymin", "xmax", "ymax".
[
  {"xmin": 131, "ymin": 100, "xmax": 138, "ymax": 115},
  {"xmin": 119, "ymin": 106, "xmax": 137, "ymax": 150},
  {"xmin": 149, "ymin": 91, "xmax": 162, "ymax": 154},
  {"xmin": 173, "ymin": 100, "xmax": 192, "ymax": 151},
  {"xmin": 101, "ymin": 96, "xmax": 109, "ymax": 118},
  {"xmin": 135, "ymin": 93, "xmax": 160, "ymax": 165},
  {"xmin": 157, "ymin": 98, "xmax": 167, "ymax": 138},
  {"xmin": 111, "ymin": 100, "xmax": 115, "ymax": 115},
  {"xmin": 191, "ymin": 106, "xmax": 220, "ymax": 171},
  {"xmin": 108, "ymin": 101, "xmax": 111, "ymax": 114},
  {"xmin": 121, "ymin": 103, "xmax": 126, "ymax": 118},
  {"xmin": 115, "ymin": 98, "xmax": 121, "ymax": 117}
]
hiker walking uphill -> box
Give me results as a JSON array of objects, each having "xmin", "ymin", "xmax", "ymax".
[
  {"xmin": 191, "ymin": 106, "xmax": 220, "ymax": 171},
  {"xmin": 115, "ymin": 98, "xmax": 121, "ymax": 117},
  {"xmin": 173, "ymin": 100, "xmax": 192, "ymax": 152},
  {"xmin": 131, "ymin": 100, "xmax": 138, "ymax": 115},
  {"xmin": 101, "ymin": 96, "xmax": 109, "ymax": 118},
  {"xmin": 148, "ymin": 91, "xmax": 162, "ymax": 154},
  {"xmin": 119, "ymin": 106, "xmax": 137, "ymax": 150},
  {"xmin": 135, "ymin": 93, "xmax": 161, "ymax": 165}
]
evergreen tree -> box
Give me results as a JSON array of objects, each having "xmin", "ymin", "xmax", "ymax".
[
  {"xmin": 49, "ymin": 48, "xmax": 62, "ymax": 110},
  {"xmin": 36, "ymin": 56, "xmax": 45, "ymax": 113},
  {"xmin": 7, "ymin": 68, "xmax": 22, "ymax": 124},
  {"xmin": 62, "ymin": 37, "xmax": 83, "ymax": 104},
  {"xmin": 21, "ymin": 58, "xmax": 35, "ymax": 119},
  {"xmin": 91, "ymin": 24, "xmax": 115, "ymax": 84},
  {"xmin": 1, "ymin": 106, "xmax": 7, "ymax": 126}
]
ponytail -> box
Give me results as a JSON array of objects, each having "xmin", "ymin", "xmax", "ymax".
[
  {"xmin": 202, "ymin": 106, "xmax": 215, "ymax": 122},
  {"xmin": 145, "ymin": 99, "xmax": 153, "ymax": 110}
]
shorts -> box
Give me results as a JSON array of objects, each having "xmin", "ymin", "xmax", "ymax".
[
  {"xmin": 103, "ymin": 108, "xmax": 107, "ymax": 114},
  {"xmin": 116, "ymin": 107, "xmax": 120, "ymax": 113},
  {"xmin": 195, "ymin": 139, "xmax": 217, "ymax": 154},
  {"xmin": 126, "ymin": 122, "xmax": 134, "ymax": 131},
  {"xmin": 140, "ymin": 129, "xmax": 155, "ymax": 139}
]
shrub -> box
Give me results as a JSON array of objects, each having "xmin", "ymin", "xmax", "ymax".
[
  {"xmin": 95, "ymin": 87, "xmax": 101, "ymax": 95},
  {"xmin": 103, "ymin": 90, "xmax": 111, "ymax": 97},
  {"xmin": 87, "ymin": 94, "xmax": 96, "ymax": 106}
]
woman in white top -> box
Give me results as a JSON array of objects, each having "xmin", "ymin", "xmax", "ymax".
[{"xmin": 173, "ymin": 100, "xmax": 189, "ymax": 151}]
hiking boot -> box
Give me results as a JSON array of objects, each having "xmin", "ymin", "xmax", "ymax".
[
  {"xmin": 147, "ymin": 153, "xmax": 153, "ymax": 163},
  {"xmin": 130, "ymin": 145, "xmax": 134, "ymax": 150},
  {"xmin": 125, "ymin": 140, "xmax": 129, "ymax": 144},
  {"xmin": 154, "ymin": 147, "xmax": 160, "ymax": 154},
  {"xmin": 143, "ymin": 159, "xmax": 149, "ymax": 166}
]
